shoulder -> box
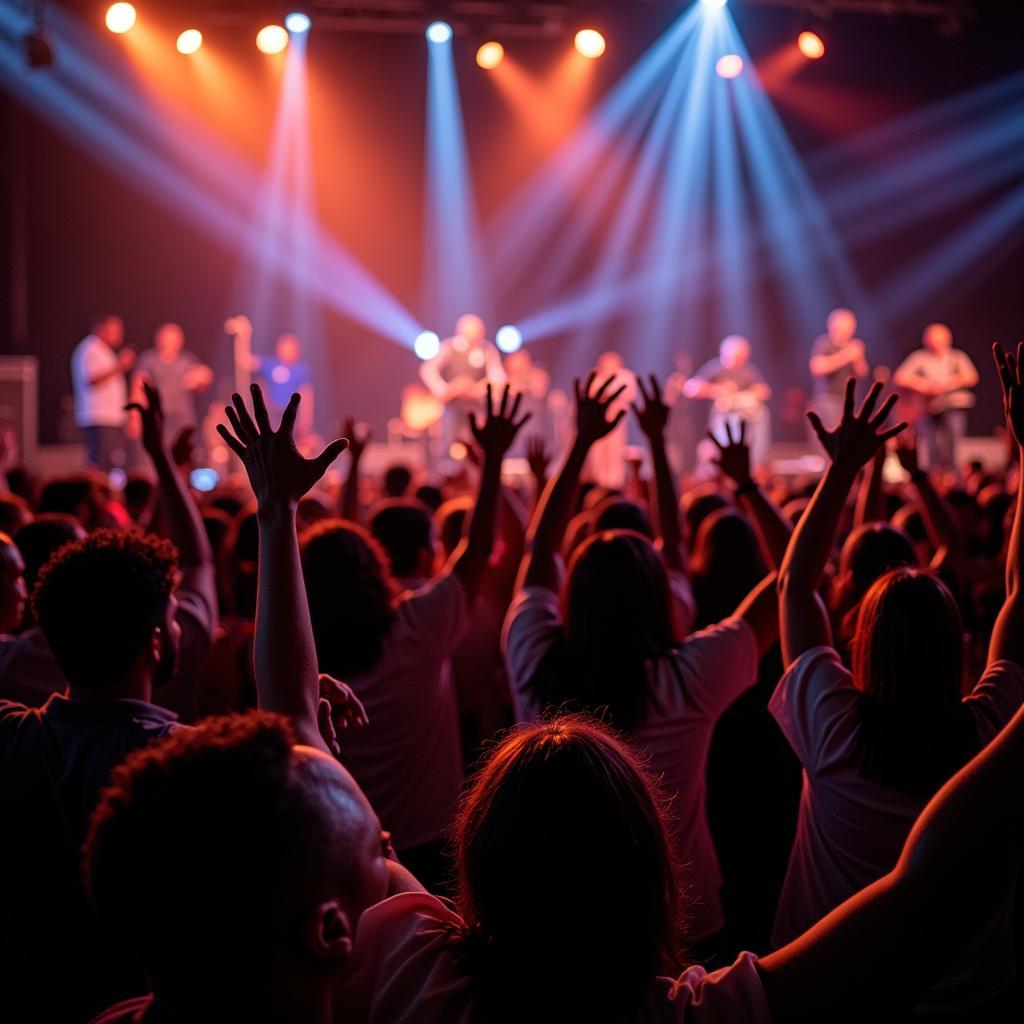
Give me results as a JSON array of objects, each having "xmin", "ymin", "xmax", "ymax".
[{"xmin": 654, "ymin": 952, "xmax": 769, "ymax": 1023}]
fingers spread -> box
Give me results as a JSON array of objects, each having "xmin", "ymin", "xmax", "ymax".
[
  {"xmin": 216, "ymin": 423, "xmax": 246, "ymax": 459},
  {"xmin": 250, "ymin": 383, "xmax": 272, "ymax": 433},
  {"xmin": 280, "ymin": 393, "xmax": 301, "ymax": 436}
]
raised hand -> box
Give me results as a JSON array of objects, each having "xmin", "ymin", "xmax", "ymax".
[
  {"xmin": 342, "ymin": 417, "xmax": 373, "ymax": 462},
  {"xmin": 468, "ymin": 384, "xmax": 531, "ymax": 459},
  {"xmin": 993, "ymin": 342, "xmax": 1024, "ymax": 448},
  {"xmin": 574, "ymin": 372, "xmax": 626, "ymax": 446},
  {"xmin": 171, "ymin": 426, "xmax": 196, "ymax": 471},
  {"xmin": 807, "ymin": 378, "xmax": 906, "ymax": 473},
  {"xmin": 632, "ymin": 374, "xmax": 670, "ymax": 440},
  {"xmin": 893, "ymin": 431, "xmax": 921, "ymax": 476},
  {"xmin": 709, "ymin": 418, "xmax": 752, "ymax": 484},
  {"xmin": 217, "ymin": 384, "xmax": 348, "ymax": 508},
  {"xmin": 525, "ymin": 435, "xmax": 551, "ymax": 483},
  {"xmin": 125, "ymin": 379, "xmax": 166, "ymax": 456}
]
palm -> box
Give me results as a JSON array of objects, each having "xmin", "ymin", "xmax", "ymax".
[
  {"xmin": 709, "ymin": 419, "xmax": 750, "ymax": 483},
  {"xmin": 469, "ymin": 384, "xmax": 531, "ymax": 458},
  {"xmin": 575, "ymin": 372, "xmax": 626, "ymax": 444},
  {"xmin": 807, "ymin": 378, "xmax": 906, "ymax": 472},
  {"xmin": 633, "ymin": 374, "xmax": 669, "ymax": 438},
  {"xmin": 994, "ymin": 342, "xmax": 1024, "ymax": 448}
]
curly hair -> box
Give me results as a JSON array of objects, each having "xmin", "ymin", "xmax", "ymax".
[
  {"xmin": 84, "ymin": 713, "xmax": 345, "ymax": 995},
  {"xmin": 32, "ymin": 528, "xmax": 177, "ymax": 689},
  {"xmin": 300, "ymin": 519, "xmax": 396, "ymax": 678}
]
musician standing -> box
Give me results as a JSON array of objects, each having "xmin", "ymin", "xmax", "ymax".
[
  {"xmin": 893, "ymin": 322, "xmax": 978, "ymax": 471},
  {"xmin": 420, "ymin": 314, "xmax": 506, "ymax": 447},
  {"xmin": 809, "ymin": 307, "xmax": 869, "ymax": 430},
  {"xmin": 684, "ymin": 335, "xmax": 772, "ymax": 468}
]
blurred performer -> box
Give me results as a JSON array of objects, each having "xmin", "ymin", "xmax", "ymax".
[
  {"xmin": 589, "ymin": 351, "xmax": 637, "ymax": 489},
  {"xmin": 71, "ymin": 313, "xmax": 135, "ymax": 472},
  {"xmin": 684, "ymin": 335, "xmax": 772, "ymax": 469},
  {"xmin": 665, "ymin": 349, "xmax": 697, "ymax": 476},
  {"xmin": 504, "ymin": 348, "xmax": 551, "ymax": 452},
  {"xmin": 809, "ymin": 307, "xmax": 869, "ymax": 431},
  {"xmin": 893, "ymin": 322, "xmax": 978, "ymax": 471},
  {"xmin": 131, "ymin": 323, "xmax": 213, "ymax": 445},
  {"xmin": 252, "ymin": 334, "xmax": 314, "ymax": 439},
  {"xmin": 420, "ymin": 314, "xmax": 506, "ymax": 447}
]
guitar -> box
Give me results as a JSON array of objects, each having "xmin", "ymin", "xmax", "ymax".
[{"xmin": 895, "ymin": 384, "xmax": 975, "ymax": 424}]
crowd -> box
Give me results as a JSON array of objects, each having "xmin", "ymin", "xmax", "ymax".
[{"xmin": 2, "ymin": 343, "xmax": 1024, "ymax": 1023}]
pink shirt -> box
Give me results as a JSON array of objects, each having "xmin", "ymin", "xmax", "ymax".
[
  {"xmin": 336, "ymin": 892, "xmax": 770, "ymax": 1024},
  {"xmin": 503, "ymin": 587, "xmax": 759, "ymax": 939},
  {"xmin": 769, "ymin": 647, "xmax": 1024, "ymax": 1008},
  {"xmin": 339, "ymin": 572, "xmax": 469, "ymax": 851}
]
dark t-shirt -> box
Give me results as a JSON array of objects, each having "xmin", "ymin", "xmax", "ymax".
[
  {"xmin": 0, "ymin": 695, "xmax": 181, "ymax": 1022},
  {"xmin": 255, "ymin": 357, "xmax": 313, "ymax": 411},
  {"xmin": 135, "ymin": 351, "xmax": 200, "ymax": 428},
  {"xmin": 811, "ymin": 335, "xmax": 863, "ymax": 397}
]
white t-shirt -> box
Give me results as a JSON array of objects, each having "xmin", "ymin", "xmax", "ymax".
[
  {"xmin": 503, "ymin": 587, "xmax": 759, "ymax": 940},
  {"xmin": 769, "ymin": 646, "xmax": 1024, "ymax": 1009},
  {"xmin": 338, "ymin": 572, "xmax": 469, "ymax": 852},
  {"xmin": 71, "ymin": 335, "xmax": 126, "ymax": 428},
  {"xmin": 336, "ymin": 892, "xmax": 771, "ymax": 1024}
]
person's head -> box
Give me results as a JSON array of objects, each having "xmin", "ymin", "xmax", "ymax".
[
  {"xmin": 719, "ymin": 334, "xmax": 750, "ymax": 369},
  {"xmin": 368, "ymin": 499, "xmax": 436, "ymax": 581},
  {"xmin": 13, "ymin": 514, "xmax": 85, "ymax": 626},
  {"xmin": 592, "ymin": 496, "xmax": 654, "ymax": 539},
  {"xmin": 851, "ymin": 567, "xmax": 974, "ymax": 792},
  {"xmin": 0, "ymin": 533, "xmax": 27, "ymax": 635},
  {"xmin": 123, "ymin": 475, "xmax": 155, "ymax": 524},
  {"xmin": 455, "ymin": 717, "xmax": 682, "ymax": 1022},
  {"xmin": 382, "ymin": 463, "xmax": 413, "ymax": 499},
  {"xmin": 154, "ymin": 322, "xmax": 185, "ymax": 360},
  {"xmin": 276, "ymin": 333, "xmax": 302, "ymax": 364},
  {"xmin": 827, "ymin": 307, "xmax": 857, "ymax": 344},
  {"xmin": 93, "ymin": 314, "xmax": 124, "ymax": 349},
  {"xmin": 455, "ymin": 314, "xmax": 485, "ymax": 346},
  {"xmin": 596, "ymin": 350, "xmax": 623, "ymax": 376},
  {"xmin": 38, "ymin": 473, "xmax": 105, "ymax": 531},
  {"xmin": 32, "ymin": 529, "xmax": 180, "ymax": 695},
  {"xmin": 0, "ymin": 493, "xmax": 32, "ymax": 537},
  {"xmin": 414, "ymin": 483, "xmax": 444, "ymax": 512},
  {"xmin": 300, "ymin": 520, "xmax": 395, "ymax": 678},
  {"xmin": 504, "ymin": 349, "xmax": 531, "ymax": 377},
  {"xmin": 680, "ymin": 486, "xmax": 729, "ymax": 545},
  {"xmin": 435, "ymin": 495, "xmax": 472, "ymax": 558},
  {"xmin": 831, "ymin": 523, "xmax": 917, "ymax": 624},
  {"xmin": 85, "ymin": 713, "xmax": 390, "ymax": 1014},
  {"xmin": 922, "ymin": 322, "xmax": 953, "ymax": 353}
]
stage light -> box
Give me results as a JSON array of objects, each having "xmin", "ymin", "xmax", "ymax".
[
  {"xmin": 176, "ymin": 29, "xmax": 203, "ymax": 55},
  {"xmin": 285, "ymin": 12, "xmax": 312, "ymax": 34},
  {"xmin": 701, "ymin": 0, "xmax": 728, "ymax": 7},
  {"xmin": 426, "ymin": 21, "xmax": 453, "ymax": 44},
  {"xmin": 716, "ymin": 53, "xmax": 743, "ymax": 79},
  {"xmin": 495, "ymin": 324, "xmax": 523, "ymax": 353},
  {"xmin": 797, "ymin": 30, "xmax": 825, "ymax": 59},
  {"xmin": 105, "ymin": 3, "xmax": 136, "ymax": 34},
  {"xmin": 575, "ymin": 29, "xmax": 606, "ymax": 59},
  {"xmin": 257, "ymin": 25, "xmax": 289, "ymax": 54},
  {"xmin": 414, "ymin": 330, "xmax": 441, "ymax": 360},
  {"xmin": 476, "ymin": 41, "xmax": 504, "ymax": 69}
]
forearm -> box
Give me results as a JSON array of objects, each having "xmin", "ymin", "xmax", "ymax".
[
  {"xmin": 739, "ymin": 484, "xmax": 792, "ymax": 570},
  {"xmin": 89, "ymin": 365, "xmax": 124, "ymax": 387},
  {"xmin": 149, "ymin": 444, "xmax": 211, "ymax": 570},
  {"xmin": 649, "ymin": 433, "xmax": 685, "ymax": 572},
  {"xmin": 912, "ymin": 473, "xmax": 963, "ymax": 569},
  {"xmin": 340, "ymin": 457, "xmax": 361, "ymax": 523},
  {"xmin": 452, "ymin": 454, "xmax": 503, "ymax": 597},
  {"xmin": 854, "ymin": 451, "xmax": 885, "ymax": 528},
  {"xmin": 1006, "ymin": 448, "xmax": 1024, "ymax": 598},
  {"xmin": 780, "ymin": 465, "xmax": 853, "ymax": 594}
]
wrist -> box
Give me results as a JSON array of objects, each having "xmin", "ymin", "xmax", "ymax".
[
  {"xmin": 257, "ymin": 499, "xmax": 298, "ymax": 524},
  {"xmin": 734, "ymin": 478, "xmax": 759, "ymax": 498}
]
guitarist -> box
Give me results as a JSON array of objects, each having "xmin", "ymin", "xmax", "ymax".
[
  {"xmin": 893, "ymin": 322, "xmax": 978, "ymax": 471},
  {"xmin": 420, "ymin": 314, "xmax": 506, "ymax": 447}
]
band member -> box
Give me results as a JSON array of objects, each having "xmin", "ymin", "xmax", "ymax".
[
  {"xmin": 589, "ymin": 351, "xmax": 637, "ymax": 489},
  {"xmin": 893, "ymin": 322, "xmax": 979, "ymax": 471},
  {"xmin": 420, "ymin": 314, "xmax": 506, "ymax": 447},
  {"xmin": 131, "ymin": 323, "xmax": 214, "ymax": 446},
  {"xmin": 809, "ymin": 307, "xmax": 869, "ymax": 430},
  {"xmin": 71, "ymin": 313, "xmax": 134, "ymax": 472},
  {"xmin": 684, "ymin": 334, "xmax": 772, "ymax": 469},
  {"xmin": 252, "ymin": 334, "xmax": 314, "ymax": 438}
]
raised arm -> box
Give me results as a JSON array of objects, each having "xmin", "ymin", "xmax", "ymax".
[
  {"xmin": 988, "ymin": 342, "xmax": 1024, "ymax": 667},
  {"xmin": 709, "ymin": 419, "xmax": 792, "ymax": 569},
  {"xmin": 853, "ymin": 447, "xmax": 886, "ymax": 528},
  {"xmin": 217, "ymin": 384, "xmax": 348, "ymax": 754},
  {"xmin": 447, "ymin": 385, "xmax": 530, "ymax": 601},
  {"xmin": 632, "ymin": 374, "xmax": 686, "ymax": 574},
  {"xmin": 339, "ymin": 417, "xmax": 372, "ymax": 525},
  {"xmin": 760, "ymin": 698, "xmax": 1024, "ymax": 1023},
  {"xmin": 524, "ymin": 436, "xmax": 551, "ymax": 509},
  {"xmin": 517, "ymin": 374, "xmax": 626, "ymax": 592},
  {"xmin": 778, "ymin": 380, "xmax": 906, "ymax": 668}
]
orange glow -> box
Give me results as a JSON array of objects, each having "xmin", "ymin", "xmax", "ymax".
[
  {"xmin": 176, "ymin": 29, "xmax": 203, "ymax": 55},
  {"xmin": 716, "ymin": 54, "xmax": 744, "ymax": 79},
  {"xmin": 476, "ymin": 41, "xmax": 505, "ymax": 70},
  {"xmin": 105, "ymin": 3, "xmax": 137, "ymax": 34},
  {"xmin": 798, "ymin": 31, "xmax": 826, "ymax": 59},
  {"xmin": 574, "ymin": 29, "xmax": 606, "ymax": 59},
  {"xmin": 256, "ymin": 25, "xmax": 289, "ymax": 55},
  {"xmin": 757, "ymin": 43, "xmax": 806, "ymax": 91}
]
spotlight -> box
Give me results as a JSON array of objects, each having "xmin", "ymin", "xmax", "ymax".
[
  {"xmin": 574, "ymin": 29, "xmax": 606, "ymax": 59},
  {"xmin": 426, "ymin": 21, "xmax": 453, "ymax": 44},
  {"xmin": 256, "ymin": 24, "xmax": 289, "ymax": 55},
  {"xmin": 285, "ymin": 12, "xmax": 312, "ymax": 34},
  {"xmin": 701, "ymin": 0, "xmax": 728, "ymax": 7},
  {"xmin": 495, "ymin": 325, "xmax": 523, "ymax": 354},
  {"xmin": 414, "ymin": 330, "xmax": 441, "ymax": 360},
  {"xmin": 715, "ymin": 53, "xmax": 744, "ymax": 79},
  {"xmin": 105, "ymin": 3, "xmax": 137, "ymax": 34},
  {"xmin": 176, "ymin": 29, "xmax": 203, "ymax": 55},
  {"xmin": 23, "ymin": 28, "xmax": 54, "ymax": 68},
  {"xmin": 476, "ymin": 41, "xmax": 504, "ymax": 70},
  {"xmin": 797, "ymin": 30, "xmax": 826, "ymax": 59}
]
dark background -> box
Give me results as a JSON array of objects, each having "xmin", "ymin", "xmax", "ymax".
[{"xmin": 1, "ymin": 0, "xmax": 1022, "ymax": 444}]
